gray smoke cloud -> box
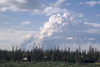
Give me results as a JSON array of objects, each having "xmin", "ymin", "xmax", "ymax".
[{"xmin": 19, "ymin": 12, "xmax": 100, "ymax": 50}]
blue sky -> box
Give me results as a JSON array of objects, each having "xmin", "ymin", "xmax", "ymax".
[{"xmin": 0, "ymin": 0, "xmax": 100, "ymax": 50}]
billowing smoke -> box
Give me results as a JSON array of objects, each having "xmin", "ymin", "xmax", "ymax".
[{"xmin": 19, "ymin": 12, "xmax": 100, "ymax": 50}]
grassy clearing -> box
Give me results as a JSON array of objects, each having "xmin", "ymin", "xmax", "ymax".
[{"xmin": 0, "ymin": 61, "xmax": 100, "ymax": 67}]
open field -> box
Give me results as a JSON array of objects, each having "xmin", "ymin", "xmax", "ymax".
[{"xmin": 0, "ymin": 61, "xmax": 100, "ymax": 67}]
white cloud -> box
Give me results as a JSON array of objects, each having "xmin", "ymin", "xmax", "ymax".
[
  {"xmin": 33, "ymin": 0, "xmax": 67, "ymax": 16},
  {"xmin": 66, "ymin": 3, "xmax": 70, "ymax": 5},
  {"xmin": 67, "ymin": 37, "xmax": 73, "ymax": 40},
  {"xmin": 39, "ymin": 6, "xmax": 83, "ymax": 18},
  {"xmin": 35, "ymin": 0, "xmax": 83, "ymax": 17},
  {"xmin": 21, "ymin": 21, "xmax": 30, "ymax": 25},
  {"xmin": 21, "ymin": 34, "xmax": 32, "ymax": 40},
  {"xmin": 96, "ymin": 14, "xmax": 100, "ymax": 17},
  {"xmin": 88, "ymin": 38, "xmax": 95, "ymax": 40},
  {"xmin": 17, "ymin": 0, "xmax": 26, "ymax": 2},
  {"xmin": 0, "ymin": 0, "xmax": 41, "ymax": 12},
  {"xmin": 84, "ymin": 19, "xmax": 88, "ymax": 20},
  {"xmin": 0, "ymin": 28, "xmax": 39, "ymax": 50},
  {"xmin": 78, "ymin": 2, "xmax": 84, "ymax": 5},
  {"xmin": 40, "ymin": 7, "xmax": 68, "ymax": 16},
  {"xmin": 79, "ymin": 1, "xmax": 100, "ymax": 7},
  {"xmin": 85, "ymin": 22, "xmax": 100, "ymax": 27},
  {"xmin": 4, "ymin": 22, "xmax": 9, "ymax": 24},
  {"xmin": 49, "ymin": 0, "xmax": 66, "ymax": 8},
  {"xmin": 83, "ymin": 28, "xmax": 100, "ymax": 34},
  {"xmin": 42, "ymin": 7, "xmax": 67, "ymax": 16},
  {"xmin": 31, "ymin": 0, "xmax": 83, "ymax": 17},
  {"xmin": 77, "ymin": 13, "xmax": 83, "ymax": 17},
  {"xmin": 85, "ymin": 1, "xmax": 100, "ymax": 7}
]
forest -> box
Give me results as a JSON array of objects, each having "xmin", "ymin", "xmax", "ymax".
[{"xmin": 0, "ymin": 45, "xmax": 100, "ymax": 63}]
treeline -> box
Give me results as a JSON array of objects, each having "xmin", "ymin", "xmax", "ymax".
[{"xmin": 0, "ymin": 46, "xmax": 100, "ymax": 63}]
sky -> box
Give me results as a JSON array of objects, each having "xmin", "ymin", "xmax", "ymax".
[{"xmin": 0, "ymin": 0, "xmax": 100, "ymax": 50}]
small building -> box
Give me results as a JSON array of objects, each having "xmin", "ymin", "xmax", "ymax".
[
  {"xmin": 44, "ymin": 56, "xmax": 48, "ymax": 62},
  {"xmin": 23, "ymin": 57, "xmax": 28, "ymax": 62},
  {"xmin": 44, "ymin": 56, "xmax": 47, "ymax": 59}
]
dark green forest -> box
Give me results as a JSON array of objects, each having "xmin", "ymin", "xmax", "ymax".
[{"xmin": 0, "ymin": 45, "xmax": 100, "ymax": 63}]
